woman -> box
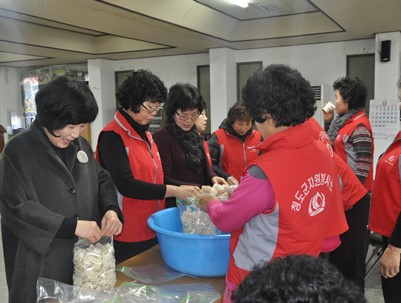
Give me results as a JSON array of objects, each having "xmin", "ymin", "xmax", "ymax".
[
  {"xmin": 323, "ymin": 77, "xmax": 374, "ymax": 190},
  {"xmin": 195, "ymin": 102, "xmax": 213, "ymax": 168},
  {"xmin": 369, "ymin": 79, "xmax": 401, "ymax": 303},
  {"xmin": 208, "ymin": 101, "xmax": 261, "ymax": 184},
  {"xmin": 0, "ymin": 76, "xmax": 123, "ymax": 303},
  {"xmin": 153, "ymin": 83, "xmax": 226, "ymax": 208},
  {"xmin": 199, "ymin": 65, "xmax": 347, "ymax": 303},
  {"xmin": 323, "ymin": 77, "xmax": 373, "ymax": 291},
  {"xmin": 96, "ymin": 70, "xmax": 201, "ymax": 263}
]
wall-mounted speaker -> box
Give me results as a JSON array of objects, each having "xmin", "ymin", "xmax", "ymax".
[{"xmin": 380, "ymin": 40, "xmax": 391, "ymax": 62}]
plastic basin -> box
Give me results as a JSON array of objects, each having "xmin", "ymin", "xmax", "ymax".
[{"xmin": 148, "ymin": 207, "xmax": 230, "ymax": 277}]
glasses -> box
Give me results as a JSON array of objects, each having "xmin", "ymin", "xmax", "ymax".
[
  {"xmin": 141, "ymin": 103, "xmax": 164, "ymax": 114},
  {"xmin": 253, "ymin": 115, "xmax": 268, "ymax": 123},
  {"xmin": 175, "ymin": 111, "xmax": 200, "ymax": 121}
]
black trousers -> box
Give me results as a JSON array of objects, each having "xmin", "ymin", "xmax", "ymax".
[
  {"xmin": 114, "ymin": 237, "xmax": 158, "ymax": 264},
  {"xmin": 381, "ymin": 236, "xmax": 401, "ymax": 303},
  {"xmin": 329, "ymin": 193, "xmax": 371, "ymax": 292}
]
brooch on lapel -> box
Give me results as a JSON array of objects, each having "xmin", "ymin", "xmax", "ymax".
[{"xmin": 77, "ymin": 150, "xmax": 88, "ymax": 163}]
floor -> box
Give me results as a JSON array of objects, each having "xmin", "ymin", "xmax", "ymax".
[{"xmin": 0, "ymin": 231, "xmax": 386, "ymax": 303}]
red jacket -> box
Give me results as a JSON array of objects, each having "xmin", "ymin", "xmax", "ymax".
[
  {"xmin": 333, "ymin": 111, "xmax": 374, "ymax": 191},
  {"xmin": 96, "ymin": 111, "xmax": 165, "ymax": 242},
  {"xmin": 213, "ymin": 128, "xmax": 260, "ymax": 180},
  {"xmin": 369, "ymin": 131, "xmax": 401, "ymax": 237},
  {"xmin": 227, "ymin": 122, "xmax": 348, "ymax": 286}
]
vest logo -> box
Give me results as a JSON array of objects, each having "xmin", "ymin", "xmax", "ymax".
[
  {"xmin": 308, "ymin": 192, "xmax": 326, "ymax": 216},
  {"xmin": 385, "ymin": 155, "xmax": 395, "ymax": 166}
]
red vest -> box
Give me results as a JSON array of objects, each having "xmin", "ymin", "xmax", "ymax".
[
  {"xmin": 308, "ymin": 118, "xmax": 368, "ymax": 210},
  {"xmin": 96, "ymin": 111, "xmax": 165, "ymax": 242},
  {"xmin": 333, "ymin": 111, "xmax": 374, "ymax": 191},
  {"xmin": 202, "ymin": 139, "xmax": 212, "ymax": 168},
  {"xmin": 214, "ymin": 129, "xmax": 261, "ymax": 180},
  {"xmin": 227, "ymin": 122, "xmax": 348, "ymax": 285},
  {"xmin": 369, "ymin": 132, "xmax": 401, "ymax": 237}
]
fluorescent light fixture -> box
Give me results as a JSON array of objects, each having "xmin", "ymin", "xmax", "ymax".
[{"xmin": 230, "ymin": 0, "xmax": 249, "ymax": 8}]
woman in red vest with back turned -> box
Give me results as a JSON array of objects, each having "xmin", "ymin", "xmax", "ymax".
[{"xmin": 199, "ymin": 64, "xmax": 348, "ymax": 303}]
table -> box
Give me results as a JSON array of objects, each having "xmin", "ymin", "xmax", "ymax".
[{"xmin": 116, "ymin": 245, "xmax": 226, "ymax": 301}]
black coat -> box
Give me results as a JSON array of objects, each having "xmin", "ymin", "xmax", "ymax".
[{"xmin": 0, "ymin": 121, "xmax": 120, "ymax": 303}]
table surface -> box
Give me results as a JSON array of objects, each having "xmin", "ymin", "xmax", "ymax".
[{"xmin": 116, "ymin": 245, "xmax": 226, "ymax": 299}]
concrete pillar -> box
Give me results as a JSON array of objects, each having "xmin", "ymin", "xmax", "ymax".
[
  {"xmin": 87, "ymin": 59, "xmax": 116, "ymax": 150},
  {"xmin": 209, "ymin": 48, "xmax": 237, "ymax": 132}
]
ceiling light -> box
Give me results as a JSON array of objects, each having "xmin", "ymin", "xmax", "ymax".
[{"xmin": 230, "ymin": 0, "xmax": 249, "ymax": 8}]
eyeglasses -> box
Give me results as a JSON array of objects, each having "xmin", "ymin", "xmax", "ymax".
[
  {"xmin": 253, "ymin": 116, "xmax": 268, "ymax": 124},
  {"xmin": 175, "ymin": 111, "xmax": 200, "ymax": 121},
  {"xmin": 141, "ymin": 103, "xmax": 164, "ymax": 114}
]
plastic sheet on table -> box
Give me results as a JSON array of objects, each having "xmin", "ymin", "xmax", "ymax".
[
  {"xmin": 36, "ymin": 277, "xmax": 221, "ymax": 303},
  {"xmin": 116, "ymin": 263, "xmax": 186, "ymax": 284}
]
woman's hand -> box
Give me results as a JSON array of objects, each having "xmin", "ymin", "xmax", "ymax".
[
  {"xmin": 100, "ymin": 210, "xmax": 123, "ymax": 237},
  {"xmin": 227, "ymin": 176, "xmax": 239, "ymax": 185},
  {"xmin": 201, "ymin": 185, "xmax": 212, "ymax": 193},
  {"xmin": 198, "ymin": 194, "xmax": 218, "ymax": 212},
  {"xmin": 322, "ymin": 102, "xmax": 335, "ymax": 123},
  {"xmin": 212, "ymin": 176, "xmax": 228, "ymax": 185},
  {"xmin": 380, "ymin": 244, "xmax": 401, "ymax": 279},
  {"xmin": 174, "ymin": 185, "xmax": 202, "ymax": 200},
  {"xmin": 75, "ymin": 220, "xmax": 102, "ymax": 243}
]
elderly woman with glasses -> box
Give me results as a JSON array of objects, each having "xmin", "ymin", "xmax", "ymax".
[
  {"xmin": 153, "ymin": 82, "xmax": 227, "ymax": 208},
  {"xmin": 96, "ymin": 71, "xmax": 202, "ymax": 263}
]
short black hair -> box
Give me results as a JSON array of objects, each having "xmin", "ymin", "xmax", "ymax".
[
  {"xmin": 232, "ymin": 255, "xmax": 366, "ymax": 303},
  {"xmin": 227, "ymin": 101, "xmax": 252, "ymax": 126},
  {"xmin": 164, "ymin": 82, "xmax": 205, "ymax": 124},
  {"xmin": 116, "ymin": 69, "xmax": 167, "ymax": 113},
  {"xmin": 332, "ymin": 77, "xmax": 367, "ymax": 110},
  {"xmin": 242, "ymin": 64, "xmax": 316, "ymax": 127},
  {"xmin": 35, "ymin": 76, "xmax": 98, "ymax": 136}
]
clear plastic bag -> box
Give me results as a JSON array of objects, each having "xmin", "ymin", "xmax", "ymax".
[
  {"xmin": 73, "ymin": 237, "xmax": 116, "ymax": 291},
  {"xmin": 177, "ymin": 184, "xmax": 237, "ymax": 235},
  {"xmin": 177, "ymin": 197, "xmax": 220, "ymax": 235},
  {"xmin": 116, "ymin": 263, "xmax": 186, "ymax": 284},
  {"xmin": 36, "ymin": 277, "xmax": 221, "ymax": 303}
]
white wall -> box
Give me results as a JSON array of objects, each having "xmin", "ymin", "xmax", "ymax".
[
  {"xmin": 235, "ymin": 39, "xmax": 375, "ymax": 93},
  {"xmin": 113, "ymin": 53, "xmax": 210, "ymax": 89}
]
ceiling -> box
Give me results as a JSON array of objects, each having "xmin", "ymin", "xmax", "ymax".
[{"xmin": 0, "ymin": 0, "xmax": 400, "ymax": 68}]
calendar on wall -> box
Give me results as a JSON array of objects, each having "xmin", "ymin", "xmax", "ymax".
[{"xmin": 369, "ymin": 99, "xmax": 400, "ymax": 139}]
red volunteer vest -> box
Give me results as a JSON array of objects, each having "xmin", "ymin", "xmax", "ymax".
[
  {"xmin": 333, "ymin": 111, "xmax": 374, "ymax": 191},
  {"xmin": 308, "ymin": 118, "xmax": 368, "ymax": 210},
  {"xmin": 214, "ymin": 129, "xmax": 261, "ymax": 180},
  {"xmin": 202, "ymin": 139, "xmax": 212, "ymax": 168},
  {"xmin": 227, "ymin": 122, "xmax": 347, "ymax": 286},
  {"xmin": 369, "ymin": 132, "xmax": 401, "ymax": 237},
  {"xmin": 96, "ymin": 111, "xmax": 165, "ymax": 242}
]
